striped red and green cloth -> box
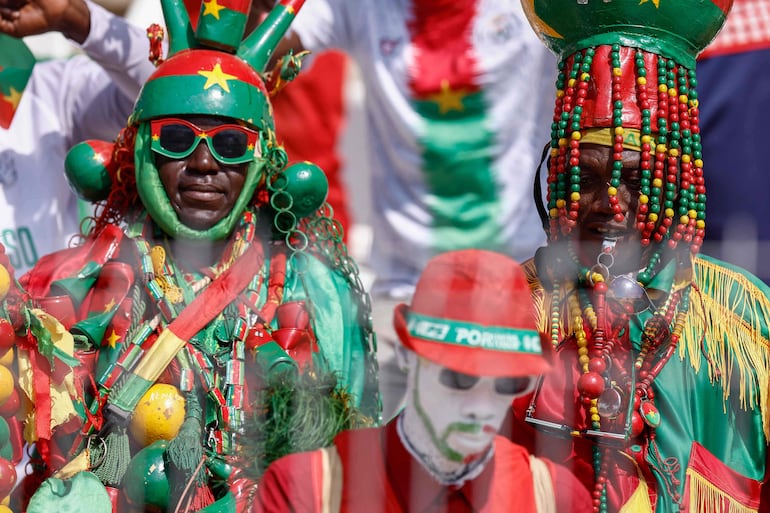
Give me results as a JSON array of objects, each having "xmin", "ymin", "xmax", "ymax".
[{"xmin": 0, "ymin": 34, "xmax": 35, "ymax": 129}]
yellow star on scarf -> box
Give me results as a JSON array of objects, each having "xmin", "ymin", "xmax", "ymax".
[
  {"xmin": 429, "ymin": 80, "xmax": 466, "ymax": 114},
  {"xmin": 639, "ymin": 0, "xmax": 661, "ymax": 8},
  {"xmin": 106, "ymin": 329, "xmax": 121, "ymax": 349},
  {"xmin": 202, "ymin": 0, "xmax": 226, "ymax": 19},
  {"xmin": 2, "ymin": 87, "xmax": 23, "ymax": 110},
  {"xmin": 199, "ymin": 63, "xmax": 238, "ymax": 93},
  {"xmin": 103, "ymin": 297, "xmax": 116, "ymax": 313}
]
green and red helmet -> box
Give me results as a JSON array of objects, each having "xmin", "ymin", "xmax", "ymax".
[
  {"xmin": 521, "ymin": 0, "xmax": 732, "ymax": 272},
  {"xmin": 129, "ymin": 0, "xmax": 306, "ymax": 241}
]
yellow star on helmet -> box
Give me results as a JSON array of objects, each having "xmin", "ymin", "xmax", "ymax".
[
  {"xmin": 639, "ymin": 0, "xmax": 661, "ymax": 8},
  {"xmin": 2, "ymin": 87, "xmax": 23, "ymax": 110},
  {"xmin": 198, "ymin": 63, "xmax": 238, "ymax": 93},
  {"xmin": 202, "ymin": 0, "xmax": 226, "ymax": 19}
]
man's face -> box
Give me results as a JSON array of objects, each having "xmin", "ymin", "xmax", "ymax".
[
  {"xmin": 405, "ymin": 356, "xmax": 535, "ymax": 463},
  {"xmin": 573, "ymin": 143, "xmax": 650, "ymax": 275},
  {"xmin": 154, "ymin": 116, "xmax": 252, "ymax": 231}
]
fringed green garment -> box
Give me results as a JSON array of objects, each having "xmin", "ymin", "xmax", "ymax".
[{"xmin": 521, "ymin": 254, "xmax": 769, "ymax": 513}]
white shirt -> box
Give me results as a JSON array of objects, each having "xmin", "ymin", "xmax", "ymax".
[
  {"xmin": 291, "ymin": 0, "xmax": 556, "ymax": 298},
  {"xmin": 0, "ymin": 1, "xmax": 155, "ymax": 275}
]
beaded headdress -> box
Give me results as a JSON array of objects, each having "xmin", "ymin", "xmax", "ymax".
[{"xmin": 522, "ymin": 0, "xmax": 732, "ymax": 278}]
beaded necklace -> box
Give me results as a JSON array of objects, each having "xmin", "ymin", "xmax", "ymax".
[
  {"xmin": 93, "ymin": 210, "xmax": 288, "ymax": 457},
  {"xmin": 548, "ymin": 243, "xmax": 691, "ymax": 513}
]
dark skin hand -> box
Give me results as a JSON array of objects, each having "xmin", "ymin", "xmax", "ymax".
[{"xmin": 0, "ymin": 0, "xmax": 90, "ymax": 43}]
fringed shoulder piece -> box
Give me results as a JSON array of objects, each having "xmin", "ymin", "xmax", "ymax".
[
  {"xmin": 685, "ymin": 255, "xmax": 770, "ymax": 438},
  {"xmin": 522, "ymin": 258, "xmax": 549, "ymax": 334}
]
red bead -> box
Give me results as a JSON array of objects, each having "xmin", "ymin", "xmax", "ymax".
[
  {"xmin": 0, "ymin": 457, "xmax": 16, "ymax": 498},
  {"xmin": 614, "ymin": 213, "xmax": 625, "ymax": 223},
  {"xmin": 631, "ymin": 411, "xmax": 645, "ymax": 437},
  {"xmin": 588, "ymin": 357, "xmax": 607, "ymax": 374},
  {"xmin": 0, "ymin": 319, "xmax": 14, "ymax": 350},
  {"xmin": 593, "ymin": 281, "xmax": 608, "ymax": 293},
  {"xmin": 577, "ymin": 372, "xmax": 605, "ymax": 399}
]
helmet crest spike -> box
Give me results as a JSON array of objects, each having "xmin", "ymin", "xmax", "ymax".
[
  {"xmin": 238, "ymin": 0, "xmax": 306, "ymax": 72},
  {"xmin": 161, "ymin": 0, "xmax": 196, "ymax": 57}
]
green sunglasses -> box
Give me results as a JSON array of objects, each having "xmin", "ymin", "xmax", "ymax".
[{"xmin": 150, "ymin": 117, "xmax": 260, "ymax": 165}]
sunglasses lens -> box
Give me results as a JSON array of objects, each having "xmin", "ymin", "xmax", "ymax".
[
  {"xmin": 439, "ymin": 369, "xmax": 480, "ymax": 391},
  {"xmin": 494, "ymin": 377, "xmax": 534, "ymax": 395},
  {"xmin": 159, "ymin": 123, "xmax": 197, "ymax": 154},
  {"xmin": 212, "ymin": 129, "xmax": 250, "ymax": 160}
]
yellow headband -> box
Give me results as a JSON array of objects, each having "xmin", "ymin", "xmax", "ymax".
[{"xmin": 580, "ymin": 128, "xmax": 641, "ymax": 151}]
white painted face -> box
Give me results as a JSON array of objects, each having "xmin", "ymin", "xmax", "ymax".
[{"xmin": 402, "ymin": 352, "xmax": 536, "ymax": 467}]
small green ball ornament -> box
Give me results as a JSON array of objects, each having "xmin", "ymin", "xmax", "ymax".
[
  {"xmin": 64, "ymin": 140, "xmax": 114, "ymax": 202},
  {"xmin": 274, "ymin": 162, "xmax": 329, "ymax": 218},
  {"xmin": 123, "ymin": 440, "xmax": 170, "ymax": 512}
]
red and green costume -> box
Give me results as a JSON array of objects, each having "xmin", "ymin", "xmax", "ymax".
[
  {"xmin": 243, "ymin": 418, "xmax": 591, "ymax": 513},
  {"xmin": 0, "ymin": 0, "xmax": 379, "ymax": 511},
  {"xmin": 511, "ymin": 0, "xmax": 769, "ymax": 511}
]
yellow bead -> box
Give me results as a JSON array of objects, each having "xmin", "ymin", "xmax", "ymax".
[
  {"xmin": 652, "ymin": 178, "xmax": 663, "ymax": 188},
  {"xmin": 556, "ymin": 199, "xmax": 566, "ymax": 208},
  {"xmin": 581, "ymin": 72, "xmax": 590, "ymax": 81},
  {"xmin": 649, "ymin": 213, "xmax": 658, "ymax": 222},
  {"xmin": 641, "ymin": 135, "xmax": 652, "ymax": 144},
  {"xmin": 669, "ymin": 148, "xmax": 679, "ymax": 157},
  {"xmin": 0, "ymin": 266, "xmax": 9, "ymax": 302},
  {"xmin": 591, "ymin": 414, "xmax": 601, "ymax": 423},
  {"xmin": 668, "ymin": 88, "xmax": 677, "ymax": 97},
  {"xmin": 550, "ymin": 148, "xmax": 559, "ymax": 157},
  {"xmin": 607, "ymin": 186, "xmax": 617, "ymax": 196},
  {"xmin": 696, "ymin": 220, "xmax": 705, "ymax": 229},
  {"xmin": 613, "ymin": 67, "xmax": 622, "ymax": 77},
  {"xmin": 559, "ymin": 138, "xmax": 568, "ymax": 147},
  {"xmin": 592, "ymin": 273, "xmax": 604, "ymax": 283},
  {"xmin": 550, "ymin": 208, "xmax": 559, "ymax": 217},
  {"xmin": 579, "ymin": 356, "xmax": 590, "ymax": 366},
  {"xmin": 578, "ymin": 346, "xmax": 588, "ymax": 356},
  {"xmin": 637, "ymin": 77, "xmax": 647, "ymax": 85},
  {"xmin": 658, "ymin": 84, "xmax": 668, "ymax": 93},
  {"xmin": 665, "ymin": 208, "xmax": 675, "ymax": 217},
  {"xmin": 614, "ymin": 126, "xmax": 625, "ymax": 135},
  {"xmin": 682, "ymin": 155, "xmax": 691, "ymax": 163},
  {"xmin": 694, "ymin": 159, "xmax": 703, "ymax": 167},
  {"xmin": 571, "ymin": 132, "xmax": 582, "ymax": 140},
  {"xmin": 557, "ymin": 89, "xmax": 565, "ymax": 98},
  {"xmin": 689, "ymin": 209, "xmax": 697, "ymax": 219},
  {"xmin": 129, "ymin": 383, "xmax": 186, "ymax": 448},
  {"xmin": 679, "ymin": 94, "xmax": 689, "ymax": 104},
  {"xmin": 656, "ymin": 144, "xmax": 667, "ymax": 153},
  {"xmin": 571, "ymin": 192, "xmax": 581, "ymax": 201},
  {"xmin": 640, "ymin": 195, "xmax": 649, "ymax": 204},
  {"xmin": 568, "ymin": 78, "xmax": 576, "ymax": 87},
  {"xmin": 680, "ymin": 215, "xmax": 690, "ymax": 224}
]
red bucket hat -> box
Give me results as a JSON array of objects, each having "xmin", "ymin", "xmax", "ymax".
[{"xmin": 393, "ymin": 250, "xmax": 552, "ymax": 377}]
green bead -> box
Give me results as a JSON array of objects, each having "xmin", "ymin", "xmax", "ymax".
[
  {"xmin": 64, "ymin": 140, "xmax": 114, "ymax": 202},
  {"xmin": 276, "ymin": 162, "xmax": 329, "ymax": 218},
  {"xmin": 123, "ymin": 440, "xmax": 170, "ymax": 510}
]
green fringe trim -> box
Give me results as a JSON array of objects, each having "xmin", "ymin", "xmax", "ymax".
[
  {"xmin": 523, "ymin": 256, "xmax": 770, "ymax": 439},
  {"xmin": 686, "ymin": 257, "xmax": 770, "ymax": 438},
  {"xmin": 90, "ymin": 428, "xmax": 130, "ymax": 487},
  {"xmin": 166, "ymin": 387, "xmax": 209, "ymax": 511},
  {"xmin": 235, "ymin": 367, "xmax": 372, "ymax": 481}
]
